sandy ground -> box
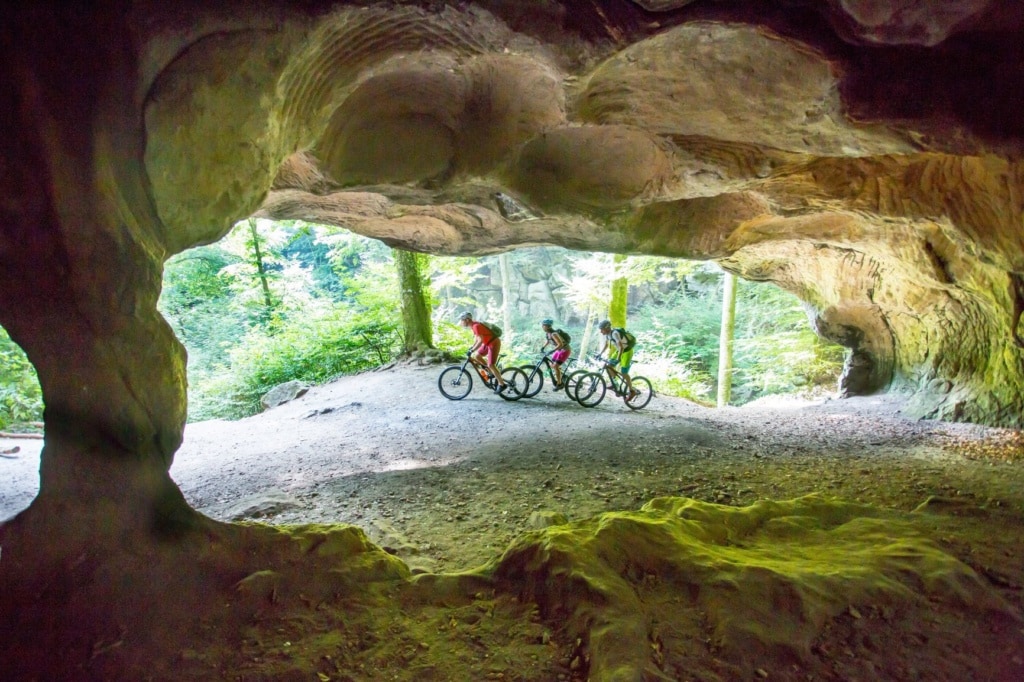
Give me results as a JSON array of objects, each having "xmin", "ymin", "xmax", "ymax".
[{"xmin": 3, "ymin": 362, "xmax": 1024, "ymax": 680}]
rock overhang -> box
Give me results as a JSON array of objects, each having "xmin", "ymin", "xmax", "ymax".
[{"xmin": 2, "ymin": 0, "xmax": 1023, "ymax": 456}]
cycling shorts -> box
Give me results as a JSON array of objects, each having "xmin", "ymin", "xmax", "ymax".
[
  {"xmin": 552, "ymin": 348, "xmax": 570, "ymax": 364},
  {"xmin": 610, "ymin": 348, "xmax": 634, "ymax": 374},
  {"xmin": 476, "ymin": 339, "xmax": 501, "ymax": 366}
]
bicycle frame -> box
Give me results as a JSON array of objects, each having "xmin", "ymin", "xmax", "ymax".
[
  {"xmin": 439, "ymin": 351, "xmax": 529, "ymax": 402},
  {"xmin": 602, "ymin": 363, "xmax": 626, "ymax": 395},
  {"xmin": 467, "ymin": 350, "xmax": 505, "ymax": 383},
  {"xmin": 524, "ymin": 353, "xmax": 575, "ymax": 384}
]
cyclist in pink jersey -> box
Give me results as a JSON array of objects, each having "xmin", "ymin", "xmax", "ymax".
[{"xmin": 539, "ymin": 318, "xmax": 572, "ymax": 389}]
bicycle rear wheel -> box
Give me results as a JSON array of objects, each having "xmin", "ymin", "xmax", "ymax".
[
  {"xmin": 517, "ymin": 365, "xmax": 543, "ymax": 398},
  {"xmin": 624, "ymin": 376, "xmax": 653, "ymax": 410},
  {"xmin": 499, "ymin": 367, "xmax": 529, "ymax": 401},
  {"xmin": 574, "ymin": 372, "xmax": 606, "ymax": 407},
  {"xmin": 438, "ymin": 366, "xmax": 473, "ymax": 400}
]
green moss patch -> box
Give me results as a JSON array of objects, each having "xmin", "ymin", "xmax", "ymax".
[{"xmin": 487, "ymin": 494, "xmax": 1018, "ymax": 681}]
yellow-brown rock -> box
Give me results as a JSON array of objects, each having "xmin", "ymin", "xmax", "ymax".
[{"xmin": 1, "ymin": 2, "xmax": 1023, "ymax": 678}]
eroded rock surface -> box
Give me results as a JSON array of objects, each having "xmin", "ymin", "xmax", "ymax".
[{"xmin": 1, "ymin": 2, "xmax": 1023, "ymax": 678}]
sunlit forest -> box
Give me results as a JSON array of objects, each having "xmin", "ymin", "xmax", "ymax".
[{"xmin": 0, "ymin": 219, "xmax": 845, "ymax": 428}]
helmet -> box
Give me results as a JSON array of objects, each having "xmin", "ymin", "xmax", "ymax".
[
  {"xmin": 598, "ymin": 320, "xmax": 611, "ymax": 330},
  {"xmin": 458, "ymin": 311, "xmax": 473, "ymax": 321},
  {"xmin": 541, "ymin": 318, "xmax": 553, "ymax": 326}
]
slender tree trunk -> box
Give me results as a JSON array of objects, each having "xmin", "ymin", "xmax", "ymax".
[
  {"xmin": 395, "ymin": 249, "xmax": 433, "ymax": 352},
  {"xmin": 248, "ymin": 218, "xmax": 274, "ymax": 312},
  {"xmin": 578, "ymin": 303, "xmax": 597, "ymax": 358},
  {"xmin": 498, "ymin": 252, "xmax": 513, "ymax": 346},
  {"xmin": 610, "ymin": 254, "xmax": 628, "ymax": 328},
  {"xmin": 717, "ymin": 271, "xmax": 738, "ymax": 407}
]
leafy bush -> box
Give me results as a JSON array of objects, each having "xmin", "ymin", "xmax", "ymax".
[
  {"xmin": 613, "ymin": 271, "xmax": 843, "ymax": 404},
  {"xmin": 730, "ymin": 281, "xmax": 844, "ymax": 402},
  {"xmin": 0, "ymin": 327, "xmax": 43, "ymax": 429},
  {"xmin": 633, "ymin": 353, "xmax": 715, "ymax": 406},
  {"xmin": 157, "ymin": 226, "xmax": 842, "ymax": 420},
  {"xmin": 187, "ymin": 309, "xmax": 401, "ymax": 421}
]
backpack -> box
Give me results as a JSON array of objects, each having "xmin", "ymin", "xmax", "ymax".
[
  {"xmin": 554, "ymin": 329, "xmax": 571, "ymax": 345},
  {"xmin": 482, "ymin": 322, "xmax": 502, "ymax": 339},
  {"xmin": 613, "ymin": 327, "xmax": 636, "ymax": 351}
]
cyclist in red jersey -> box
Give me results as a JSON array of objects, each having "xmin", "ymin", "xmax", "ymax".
[{"xmin": 459, "ymin": 312, "xmax": 507, "ymax": 392}]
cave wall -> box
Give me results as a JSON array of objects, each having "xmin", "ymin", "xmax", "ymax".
[{"xmin": 1, "ymin": 0, "xmax": 1023, "ymax": 528}]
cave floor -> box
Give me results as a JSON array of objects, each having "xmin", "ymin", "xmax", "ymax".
[{"xmin": 2, "ymin": 363, "xmax": 1023, "ymax": 680}]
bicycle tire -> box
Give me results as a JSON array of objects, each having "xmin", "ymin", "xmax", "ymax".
[
  {"xmin": 574, "ymin": 372, "xmax": 606, "ymax": 408},
  {"xmin": 624, "ymin": 376, "xmax": 653, "ymax": 410},
  {"xmin": 562, "ymin": 369, "xmax": 589, "ymax": 400},
  {"xmin": 518, "ymin": 365, "xmax": 543, "ymax": 398},
  {"xmin": 499, "ymin": 367, "xmax": 529, "ymax": 401},
  {"xmin": 438, "ymin": 366, "xmax": 473, "ymax": 400}
]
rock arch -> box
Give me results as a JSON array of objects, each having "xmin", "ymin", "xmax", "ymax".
[{"xmin": 1, "ymin": 3, "xmax": 1022, "ymax": 676}]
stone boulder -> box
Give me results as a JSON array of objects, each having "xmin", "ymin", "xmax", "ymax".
[{"xmin": 260, "ymin": 380, "xmax": 309, "ymax": 410}]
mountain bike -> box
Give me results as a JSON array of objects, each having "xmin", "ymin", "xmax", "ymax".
[
  {"xmin": 437, "ymin": 352, "xmax": 528, "ymax": 401},
  {"xmin": 517, "ymin": 352, "xmax": 579, "ymax": 399},
  {"xmin": 574, "ymin": 357, "xmax": 653, "ymax": 409},
  {"xmin": 559, "ymin": 355, "xmax": 607, "ymax": 403}
]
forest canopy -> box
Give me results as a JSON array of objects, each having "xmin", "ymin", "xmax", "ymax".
[{"xmin": 0, "ymin": 220, "xmax": 844, "ymax": 427}]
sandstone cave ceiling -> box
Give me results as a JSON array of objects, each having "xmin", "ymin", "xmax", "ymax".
[{"xmin": 2, "ymin": 0, "xmax": 1024, "ymax": 443}]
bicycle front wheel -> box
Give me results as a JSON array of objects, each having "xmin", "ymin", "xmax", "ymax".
[
  {"xmin": 518, "ymin": 365, "xmax": 543, "ymax": 398},
  {"xmin": 499, "ymin": 367, "xmax": 529, "ymax": 401},
  {"xmin": 438, "ymin": 366, "xmax": 473, "ymax": 400},
  {"xmin": 562, "ymin": 369, "xmax": 589, "ymax": 400},
  {"xmin": 624, "ymin": 376, "xmax": 653, "ymax": 410},
  {"xmin": 574, "ymin": 372, "xmax": 606, "ymax": 407}
]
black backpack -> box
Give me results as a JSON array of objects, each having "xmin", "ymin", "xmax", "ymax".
[
  {"xmin": 554, "ymin": 329, "xmax": 571, "ymax": 345},
  {"xmin": 613, "ymin": 327, "xmax": 636, "ymax": 350}
]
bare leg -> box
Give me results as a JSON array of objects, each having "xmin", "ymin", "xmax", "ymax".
[
  {"xmin": 470, "ymin": 355, "xmax": 492, "ymax": 382},
  {"xmin": 604, "ymin": 365, "xmax": 620, "ymax": 392},
  {"xmin": 487, "ymin": 358, "xmax": 507, "ymax": 388}
]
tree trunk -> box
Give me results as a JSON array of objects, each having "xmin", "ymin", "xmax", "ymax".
[
  {"xmin": 498, "ymin": 252, "xmax": 514, "ymax": 346},
  {"xmin": 248, "ymin": 218, "xmax": 275, "ymax": 314},
  {"xmin": 395, "ymin": 249, "xmax": 434, "ymax": 353},
  {"xmin": 717, "ymin": 271, "xmax": 738, "ymax": 407},
  {"xmin": 578, "ymin": 303, "xmax": 598, "ymax": 359},
  {"xmin": 610, "ymin": 254, "xmax": 628, "ymax": 328}
]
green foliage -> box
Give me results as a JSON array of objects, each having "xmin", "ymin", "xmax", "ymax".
[
  {"xmin": 433, "ymin": 319, "xmax": 474, "ymax": 355},
  {"xmin": 155, "ymin": 222, "xmax": 842, "ymax": 421},
  {"xmin": 188, "ymin": 308, "xmax": 401, "ymax": 420},
  {"xmin": 181, "ymin": 223, "xmax": 409, "ymax": 421},
  {"xmin": 160, "ymin": 246, "xmax": 247, "ymax": 373},
  {"xmin": 614, "ymin": 263, "xmax": 844, "ymax": 404},
  {"xmin": 729, "ymin": 278, "xmax": 845, "ymax": 403},
  {"xmin": 280, "ymin": 225, "xmax": 345, "ymax": 299},
  {"xmin": 636, "ymin": 354, "xmax": 715, "ymax": 406},
  {"xmin": 0, "ymin": 327, "xmax": 43, "ymax": 429}
]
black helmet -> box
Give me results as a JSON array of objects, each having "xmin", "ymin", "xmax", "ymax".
[
  {"xmin": 459, "ymin": 311, "xmax": 473, "ymax": 321},
  {"xmin": 598, "ymin": 320, "xmax": 611, "ymax": 330}
]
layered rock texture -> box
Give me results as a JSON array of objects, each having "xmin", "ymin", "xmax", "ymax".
[
  {"xmin": 2, "ymin": 2, "xmax": 1023, "ymax": 677},
  {"xmin": 1, "ymin": 0, "xmax": 1021, "ymax": 530},
  {"xmin": 221, "ymin": 2, "xmax": 1024, "ymax": 427}
]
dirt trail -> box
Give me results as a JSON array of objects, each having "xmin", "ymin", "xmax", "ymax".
[
  {"xmin": 160, "ymin": 366, "xmax": 1014, "ymax": 572},
  {"xmin": 5, "ymin": 363, "xmax": 1023, "ymax": 575},
  {"xmin": 4, "ymin": 363, "xmax": 1024, "ymax": 680}
]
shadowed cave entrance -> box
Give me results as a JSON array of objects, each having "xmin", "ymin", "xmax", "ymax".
[{"xmin": 2, "ymin": 2, "xmax": 1024, "ymax": 680}]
